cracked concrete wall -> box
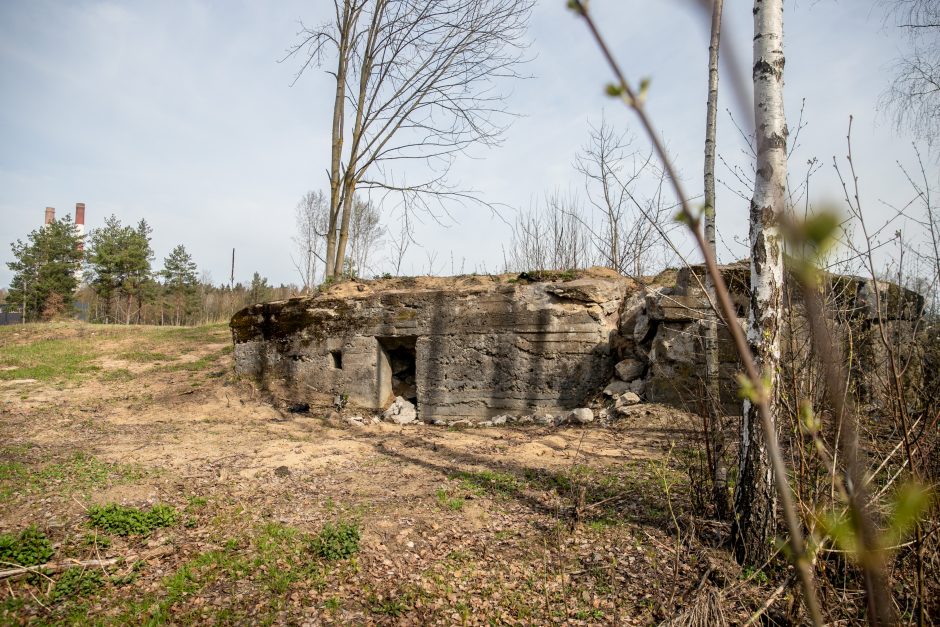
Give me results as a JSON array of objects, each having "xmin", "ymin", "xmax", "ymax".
[{"xmin": 231, "ymin": 274, "xmax": 628, "ymax": 423}]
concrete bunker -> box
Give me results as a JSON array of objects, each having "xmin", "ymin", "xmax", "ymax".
[{"xmin": 230, "ymin": 265, "xmax": 923, "ymax": 425}]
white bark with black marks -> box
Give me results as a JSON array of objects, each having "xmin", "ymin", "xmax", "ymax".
[{"xmin": 734, "ymin": 0, "xmax": 787, "ymax": 566}]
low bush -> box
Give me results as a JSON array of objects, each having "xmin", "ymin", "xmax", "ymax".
[
  {"xmin": 88, "ymin": 503, "xmax": 178, "ymax": 536},
  {"xmin": 0, "ymin": 525, "xmax": 54, "ymax": 567},
  {"xmin": 310, "ymin": 520, "xmax": 360, "ymax": 561}
]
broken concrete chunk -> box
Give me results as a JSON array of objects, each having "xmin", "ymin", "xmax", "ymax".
[
  {"xmin": 382, "ymin": 396, "xmax": 417, "ymax": 425},
  {"xmin": 603, "ymin": 380, "xmax": 631, "ymax": 397},
  {"xmin": 633, "ymin": 311, "xmax": 652, "ymax": 343},
  {"xmin": 614, "ymin": 358, "xmax": 646, "ymax": 382},
  {"xmin": 546, "ymin": 279, "xmax": 623, "ymax": 304},
  {"xmin": 567, "ymin": 408, "xmax": 594, "ymax": 424},
  {"xmin": 615, "ymin": 392, "xmax": 641, "ymax": 408},
  {"xmin": 618, "ymin": 297, "xmax": 645, "ymax": 333}
]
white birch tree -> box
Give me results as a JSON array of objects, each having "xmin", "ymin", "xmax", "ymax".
[{"xmin": 733, "ymin": 0, "xmax": 788, "ymax": 566}]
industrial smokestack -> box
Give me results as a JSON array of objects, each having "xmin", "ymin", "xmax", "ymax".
[
  {"xmin": 44, "ymin": 207, "xmax": 55, "ymax": 225},
  {"xmin": 75, "ymin": 203, "xmax": 86, "ymax": 252}
]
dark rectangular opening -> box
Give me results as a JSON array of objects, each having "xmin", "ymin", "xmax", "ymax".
[
  {"xmin": 330, "ymin": 349, "xmax": 343, "ymax": 369},
  {"xmin": 378, "ymin": 336, "xmax": 417, "ymax": 406}
]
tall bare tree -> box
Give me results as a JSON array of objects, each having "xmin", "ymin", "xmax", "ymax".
[
  {"xmin": 733, "ymin": 0, "xmax": 788, "ymax": 566},
  {"xmin": 702, "ymin": 0, "xmax": 728, "ymax": 520},
  {"xmin": 287, "ymin": 0, "xmax": 533, "ymax": 280},
  {"xmin": 881, "ymin": 0, "xmax": 940, "ymax": 147},
  {"xmin": 292, "ymin": 190, "xmax": 329, "ymax": 291}
]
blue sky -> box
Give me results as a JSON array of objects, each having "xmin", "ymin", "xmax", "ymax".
[{"xmin": 0, "ymin": 0, "xmax": 931, "ymax": 287}]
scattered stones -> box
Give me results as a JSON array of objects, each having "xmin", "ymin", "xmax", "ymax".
[
  {"xmin": 382, "ymin": 396, "xmax": 417, "ymax": 425},
  {"xmin": 614, "ymin": 359, "xmax": 645, "ymax": 382},
  {"xmin": 491, "ymin": 415, "xmax": 510, "ymax": 426},
  {"xmin": 567, "ymin": 408, "xmax": 594, "ymax": 424}
]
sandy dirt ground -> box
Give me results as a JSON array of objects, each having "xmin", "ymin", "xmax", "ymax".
[{"xmin": 0, "ymin": 322, "xmax": 754, "ymax": 625}]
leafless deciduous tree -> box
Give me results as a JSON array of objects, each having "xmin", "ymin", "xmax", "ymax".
[
  {"xmin": 286, "ymin": 0, "xmax": 533, "ymax": 280},
  {"xmin": 574, "ymin": 117, "xmax": 677, "ymax": 277},
  {"xmin": 346, "ymin": 196, "xmax": 383, "ymax": 277},
  {"xmin": 881, "ymin": 0, "xmax": 940, "ymax": 147},
  {"xmin": 292, "ymin": 190, "xmax": 329, "ymax": 291},
  {"xmin": 506, "ymin": 191, "xmax": 594, "ymax": 272}
]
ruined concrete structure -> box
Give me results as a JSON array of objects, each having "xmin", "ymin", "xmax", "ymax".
[
  {"xmin": 232, "ymin": 270, "xmax": 626, "ymax": 422},
  {"xmin": 231, "ymin": 264, "xmax": 922, "ymax": 424}
]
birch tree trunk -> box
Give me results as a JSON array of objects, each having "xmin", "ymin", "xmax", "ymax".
[
  {"xmin": 702, "ymin": 0, "xmax": 727, "ymax": 521},
  {"xmin": 733, "ymin": 0, "xmax": 787, "ymax": 566}
]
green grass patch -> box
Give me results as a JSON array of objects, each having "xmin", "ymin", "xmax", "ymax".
[
  {"xmin": 100, "ymin": 368, "xmax": 134, "ymax": 382},
  {"xmin": 436, "ymin": 488, "xmax": 465, "ymax": 511},
  {"xmin": 162, "ymin": 353, "xmax": 220, "ymax": 373},
  {"xmin": 310, "ymin": 520, "xmax": 361, "ymax": 561},
  {"xmin": 456, "ymin": 469, "xmax": 521, "ymax": 497},
  {"xmin": 152, "ymin": 323, "xmax": 229, "ymax": 344},
  {"xmin": 0, "ymin": 452, "xmax": 144, "ymax": 502},
  {"xmin": 0, "ymin": 525, "xmax": 54, "ymax": 567},
  {"xmin": 118, "ymin": 350, "xmax": 176, "ymax": 363},
  {"xmin": 114, "ymin": 521, "xmax": 330, "ymax": 624},
  {"xmin": 88, "ymin": 503, "xmax": 178, "ymax": 536},
  {"xmin": 0, "ymin": 338, "xmax": 100, "ymax": 381}
]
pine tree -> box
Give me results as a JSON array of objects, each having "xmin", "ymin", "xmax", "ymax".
[
  {"xmin": 124, "ymin": 220, "xmax": 155, "ymax": 324},
  {"xmin": 160, "ymin": 245, "xmax": 198, "ymax": 326},
  {"xmin": 248, "ymin": 272, "xmax": 270, "ymax": 304},
  {"xmin": 6, "ymin": 216, "xmax": 83, "ymax": 322},
  {"xmin": 85, "ymin": 215, "xmax": 154, "ymax": 323}
]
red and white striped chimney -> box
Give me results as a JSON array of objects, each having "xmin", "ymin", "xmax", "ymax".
[
  {"xmin": 44, "ymin": 207, "xmax": 55, "ymax": 225},
  {"xmin": 75, "ymin": 203, "xmax": 86, "ymax": 251}
]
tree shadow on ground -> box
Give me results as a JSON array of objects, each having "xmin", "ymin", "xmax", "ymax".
[{"xmin": 370, "ymin": 430, "xmax": 686, "ymax": 531}]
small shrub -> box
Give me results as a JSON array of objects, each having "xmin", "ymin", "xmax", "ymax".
[
  {"xmin": 88, "ymin": 503, "xmax": 178, "ymax": 536},
  {"xmin": 0, "ymin": 525, "xmax": 54, "ymax": 566},
  {"xmin": 310, "ymin": 520, "xmax": 360, "ymax": 561},
  {"xmin": 50, "ymin": 568, "xmax": 104, "ymax": 602}
]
